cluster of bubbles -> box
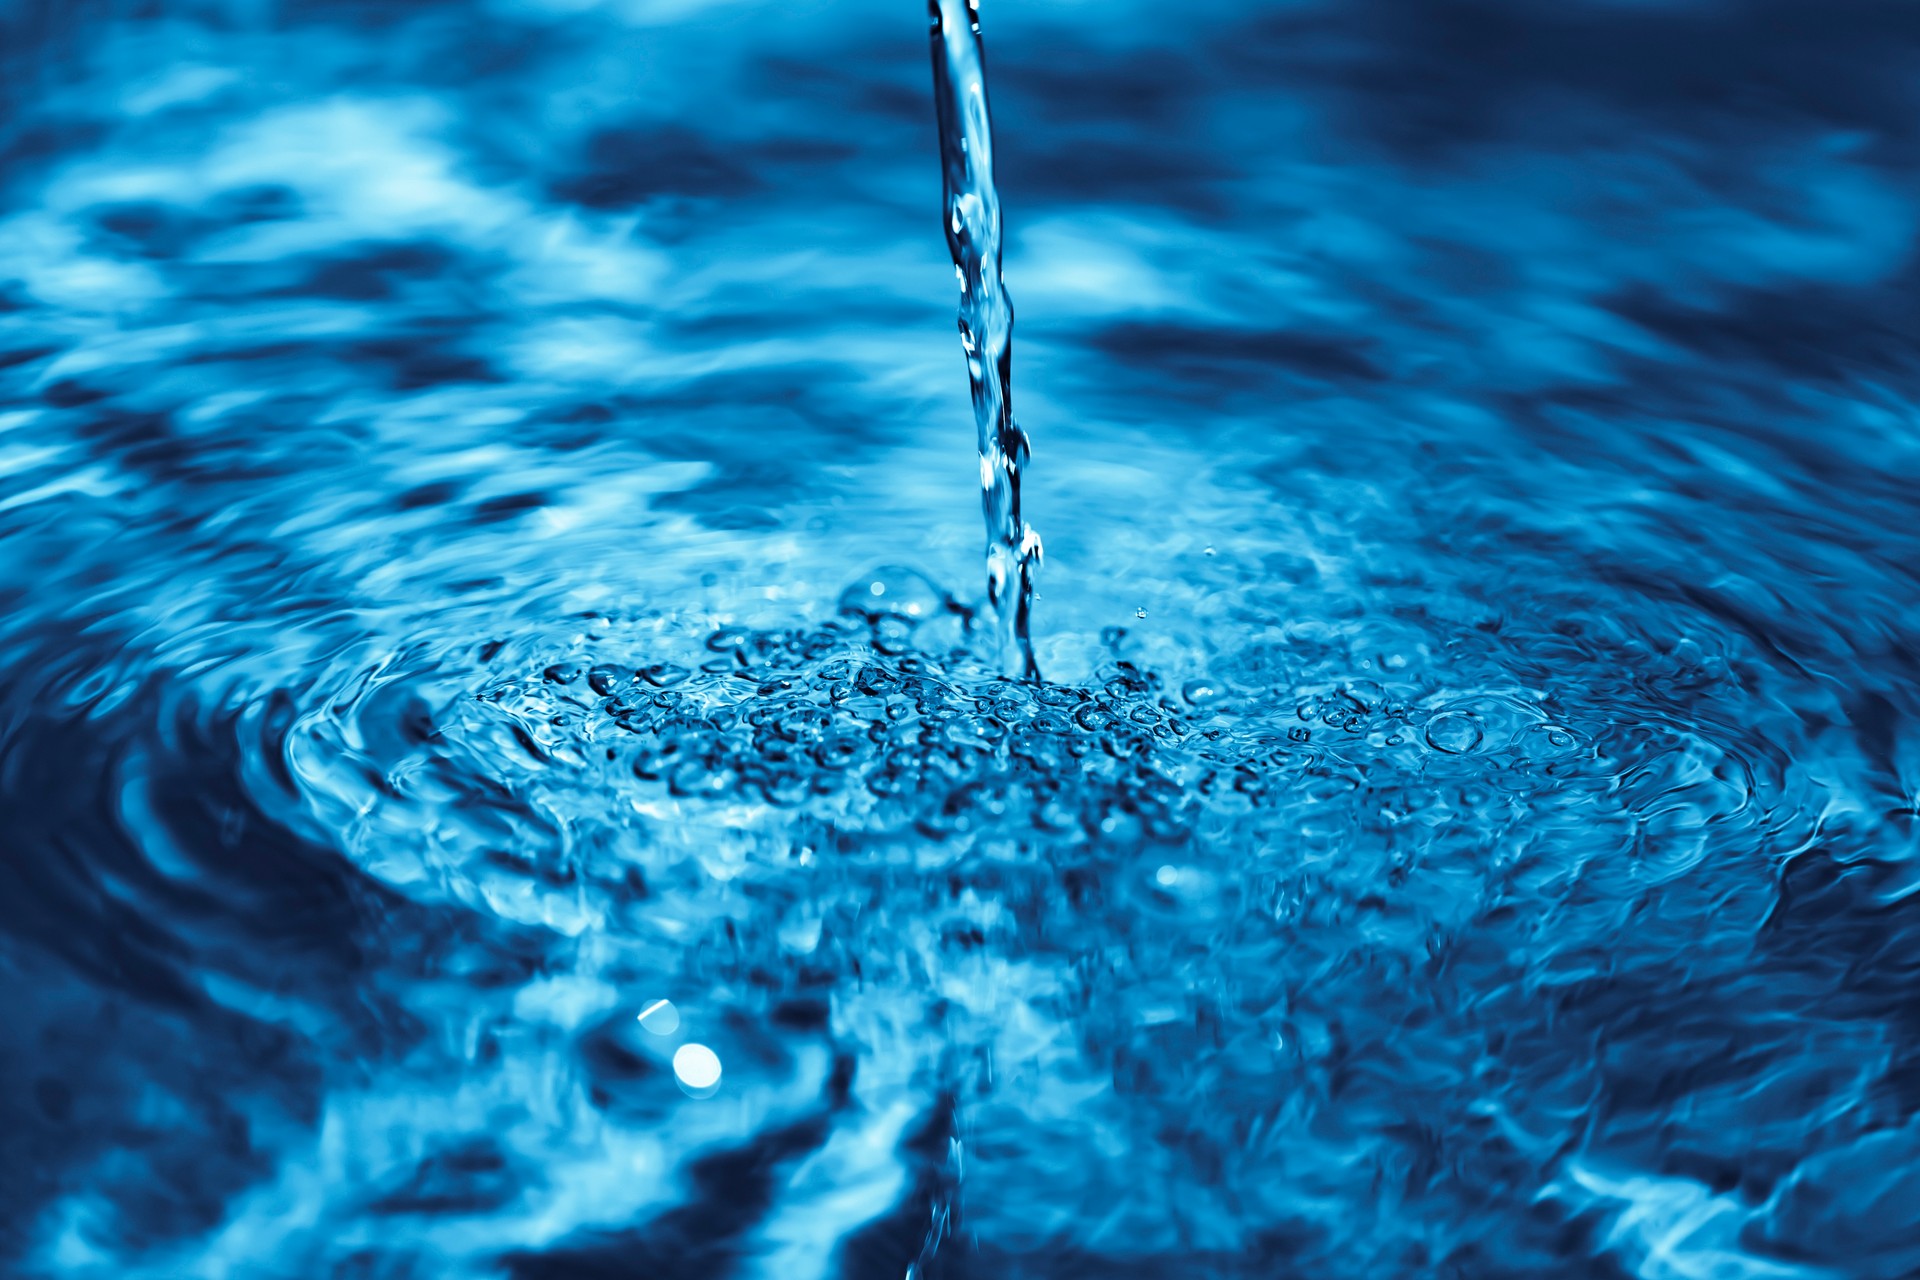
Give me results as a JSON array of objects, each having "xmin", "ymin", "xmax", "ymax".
[
  {"xmin": 255, "ymin": 558, "xmax": 1805, "ymax": 1273},
  {"xmin": 20, "ymin": 522, "xmax": 1881, "ymax": 1280},
  {"xmin": 451, "ymin": 566, "xmax": 1608, "ymax": 867}
]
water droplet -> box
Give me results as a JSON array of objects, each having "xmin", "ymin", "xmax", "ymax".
[
  {"xmin": 673, "ymin": 1043, "xmax": 723, "ymax": 1097},
  {"xmin": 1181, "ymin": 679, "xmax": 1223, "ymax": 707},
  {"xmin": 1202, "ymin": 545, "xmax": 1216, "ymax": 556},
  {"xmin": 637, "ymin": 999, "xmax": 680, "ymax": 1036},
  {"xmin": 1425, "ymin": 714, "xmax": 1484, "ymax": 754},
  {"xmin": 1134, "ymin": 607, "xmax": 1147, "ymax": 620}
]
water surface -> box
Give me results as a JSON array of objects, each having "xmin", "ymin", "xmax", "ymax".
[{"xmin": 4, "ymin": 1, "xmax": 1920, "ymax": 1276}]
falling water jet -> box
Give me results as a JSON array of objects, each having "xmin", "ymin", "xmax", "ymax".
[{"xmin": 930, "ymin": 0, "xmax": 1041, "ymax": 681}]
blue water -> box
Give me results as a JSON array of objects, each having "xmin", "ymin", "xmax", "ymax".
[
  {"xmin": 4, "ymin": 1, "xmax": 1920, "ymax": 1276},
  {"xmin": 931, "ymin": 0, "xmax": 1041, "ymax": 679}
]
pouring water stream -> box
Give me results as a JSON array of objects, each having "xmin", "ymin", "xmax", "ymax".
[{"xmin": 930, "ymin": 0, "xmax": 1042, "ymax": 680}]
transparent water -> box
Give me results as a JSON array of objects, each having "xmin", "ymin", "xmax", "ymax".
[
  {"xmin": 931, "ymin": 0, "xmax": 1040, "ymax": 679},
  {"xmin": 4, "ymin": 2, "xmax": 1920, "ymax": 1277}
]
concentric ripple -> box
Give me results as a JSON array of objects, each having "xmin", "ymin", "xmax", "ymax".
[
  {"xmin": 151, "ymin": 543, "xmax": 1871, "ymax": 1279},
  {"xmin": 7, "ymin": 0, "xmax": 1920, "ymax": 1276}
]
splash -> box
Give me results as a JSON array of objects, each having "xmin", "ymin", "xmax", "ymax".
[
  {"xmin": 930, "ymin": 0, "xmax": 1042, "ymax": 681},
  {"xmin": 5, "ymin": 0, "xmax": 1920, "ymax": 1277}
]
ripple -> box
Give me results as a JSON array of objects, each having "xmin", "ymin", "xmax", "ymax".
[{"xmin": 5, "ymin": 0, "xmax": 1920, "ymax": 1271}]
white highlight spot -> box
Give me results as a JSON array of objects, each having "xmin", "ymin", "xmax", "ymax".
[
  {"xmin": 1155, "ymin": 865, "xmax": 1179, "ymax": 887},
  {"xmin": 673, "ymin": 1043, "xmax": 723, "ymax": 1097},
  {"xmin": 637, "ymin": 999, "xmax": 680, "ymax": 1035}
]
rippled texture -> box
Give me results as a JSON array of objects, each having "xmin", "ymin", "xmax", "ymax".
[{"xmin": 5, "ymin": 1, "xmax": 1920, "ymax": 1276}]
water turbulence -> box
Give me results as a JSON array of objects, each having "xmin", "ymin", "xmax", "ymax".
[
  {"xmin": 930, "ymin": 0, "xmax": 1041, "ymax": 681},
  {"xmin": 5, "ymin": 0, "xmax": 1920, "ymax": 1277}
]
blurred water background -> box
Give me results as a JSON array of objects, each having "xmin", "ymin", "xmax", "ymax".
[{"xmin": 4, "ymin": 0, "xmax": 1920, "ymax": 1276}]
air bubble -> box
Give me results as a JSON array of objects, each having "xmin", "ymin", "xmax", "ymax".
[
  {"xmin": 1425, "ymin": 714, "xmax": 1484, "ymax": 754},
  {"xmin": 587, "ymin": 665, "xmax": 630, "ymax": 697},
  {"xmin": 837, "ymin": 566, "xmax": 947, "ymax": 624},
  {"xmin": 641, "ymin": 662, "xmax": 691, "ymax": 688},
  {"xmin": 1182, "ymin": 679, "xmax": 1224, "ymax": 708},
  {"xmin": 1071, "ymin": 703, "xmax": 1116, "ymax": 733}
]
